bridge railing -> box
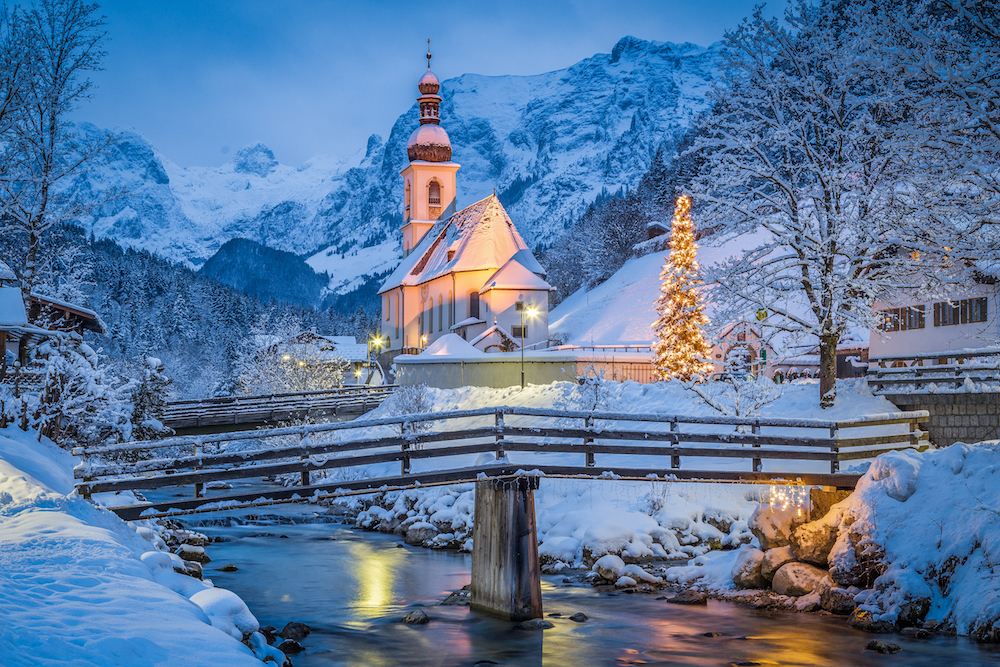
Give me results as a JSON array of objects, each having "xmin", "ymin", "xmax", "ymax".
[
  {"xmin": 73, "ymin": 406, "xmax": 929, "ymax": 504},
  {"xmin": 160, "ymin": 385, "xmax": 396, "ymax": 429}
]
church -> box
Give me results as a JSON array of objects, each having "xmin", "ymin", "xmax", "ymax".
[{"xmin": 379, "ymin": 52, "xmax": 552, "ymax": 361}]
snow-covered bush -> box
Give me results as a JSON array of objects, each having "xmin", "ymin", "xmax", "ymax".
[
  {"xmin": 129, "ymin": 356, "xmax": 173, "ymax": 440},
  {"xmin": 35, "ymin": 333, "xmax": 134, "ymax": 447}
]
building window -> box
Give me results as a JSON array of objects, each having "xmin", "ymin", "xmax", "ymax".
[
  {"xmin": 448, "ymin": 290, "xmax": 453, "ymax": 329},
  {"xmin": 512, "ymin": 325, "xmax": 526, "ymax": 338},
  {"xmin": 447, "ymin": 250, "xmax": 455, "ymax": 262},
  {"xmin": 418, "ymin": 300, "xmax": 424, "ymax": 337},
  {"xmin": 395, "ymin": 294, "xmax": 400, "ymax": 340},
  {"xmin": 428, "ymin": 180, "xmax": 441, "ymax": 206},
  {"xmin": 469, "ymin": 291, "xmax": 480, "ymax": 319},
  {"xmin": 881, "ymin": 305, "xmax": 925, "ymax": 332},
  {"xmin": 934, "ymin": 298, "xmax": 987, "ymax": 327},
  {"xmin": 515, "ymin": 300, "xmax": 524, "ymax": 311},
  {"xmin": 438, "ymin": 295, "xmax": 443, "ymax": 332},
  {"xmin": 404, "ymin": 182, "xmax": 411, "ymax": 217}
]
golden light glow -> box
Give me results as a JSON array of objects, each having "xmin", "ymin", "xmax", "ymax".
[
  {"xmin": 525, "ymin": 306, "xmax": 539, "ymax": 318},
  {"xmin": 768, "ymin": 482, "xmax": 810, "ymax": 517},
  {"xmin": 281, "ymin": 354, "xmax": 291, "ymax": 361}
]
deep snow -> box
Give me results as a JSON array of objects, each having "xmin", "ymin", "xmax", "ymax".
[{"xmin": 0, "ymin": 427, "xmax": 277, "ymax": 666}]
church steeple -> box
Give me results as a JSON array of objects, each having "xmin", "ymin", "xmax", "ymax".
[{"xmin": 399, "ymin": 44, "xmax": 460, "ymax": 256}]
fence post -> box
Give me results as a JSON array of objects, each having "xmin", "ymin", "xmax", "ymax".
[
  {"xmin": 193, "ymin": 441, "xmax": 202, "ymax": 499},
  {"xmin": 752, "ymin": 419, "xmax": 761, "ymax": 473},
  {"xmin": 495, "ymin": 408, "xmax": 505, "ymax": 461},
  {"xmin": 909, "ymin": 418, "xmax": 919, "ymax": 449},
  {"xmin": 584, "ymin": 414, "xmax": 594, "ymax": 467},
  {"xmin": 299, "ymin": 431, "xmax": 309, "ymax": 488},
  {"xmin": 830, "ymin": 424, "xmax": 840, "ymax": 474},
  {"xmin": 401, "ymin": 420, "xmax": 410, "ymax": 475},
  {"xmin": 670, "ymin": 417, "xmax": 680, "ymax": 470}
]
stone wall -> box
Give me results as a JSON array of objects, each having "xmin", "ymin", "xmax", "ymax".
[{"xmin": 882, "ymin": 392, "xmax": 1000, "ymax": 446}]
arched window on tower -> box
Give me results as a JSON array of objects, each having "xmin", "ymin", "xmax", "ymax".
[
  {"xmin": 404, "ymin": 182, "xmax": 411, "ymax": 219},
  {"xmin": 428, "ymin": 180, "xmax": 441, "ymax": 207}
]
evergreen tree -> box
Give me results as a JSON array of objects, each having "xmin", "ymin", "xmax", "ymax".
[
  {"xmin": 130, "ymin": 356, "xmax": 172, "ymax": 440},
  {"xmin": 652, "ymin": 196, "xmax": 713, "ymax": 381}
]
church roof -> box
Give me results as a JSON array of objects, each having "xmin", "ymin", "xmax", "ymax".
[
  {"xmin": 479, "ymin": 257, "xmax": 552, "ymax": 294},
  {"xmin": 380, "ymin": 194, "xmax": 530, "ymax": 293}
]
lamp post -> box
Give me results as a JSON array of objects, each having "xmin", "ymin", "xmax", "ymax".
[
  {"xmin": 520, "ymin": 305, "xmax": 538, "ymax": 389},
  {"xmin": 367, "ymin": 336, "xmax": 383, "ymax": 385}
]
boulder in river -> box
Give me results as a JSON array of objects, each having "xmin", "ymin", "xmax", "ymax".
[
  {"xmin": 277, "ymin": 639, "xmax": 304, "ymax": 654},
  {"xmin": 514, "ymin": 618, "xmax": 554, "ymax": 630},
  {"xmin": 279, "ymin": 621, "xmax": 312, "ymax": 640},
  {"xmin": 175, "ymin": 544, "xmax": 210, "ymax": 564},
  {"xmin": 818, "ymin": 579, "xmax": 858, "ymax": 615},
  {"xmin": 848, "ymin": 609, "xmax": 895, "ymax": 633},
  {"xmin": 402, "ymin": 610, "xmax": 430, "ymax": 625},
  {"xmin": 666, "ymin": 590, "xmax": 708, "ymax": 605},
  {"xmin": 569, "ymin": 613, "xmax": 588, "ymax": 622},
  {"xmin": 865, "ymin": 640, "xmax": 901, "ymax": 654}
]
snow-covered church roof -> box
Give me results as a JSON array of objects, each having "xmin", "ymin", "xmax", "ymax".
[
  {"xmin": 480, "ymin": 257, "xmax": 552, "ymax": 294},
  {"xmin": 379, "ymin": 194, "xmax": 531, "ymax": 293}
]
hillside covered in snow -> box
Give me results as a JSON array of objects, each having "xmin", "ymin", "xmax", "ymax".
[{"xmin": 72, "ymin": 37, "xmax": 721, "ymax": 298}]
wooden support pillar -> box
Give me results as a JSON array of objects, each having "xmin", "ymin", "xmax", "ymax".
[{"xmin": 470, "ymin": 475, "xmax": 542, "ymax": 621}]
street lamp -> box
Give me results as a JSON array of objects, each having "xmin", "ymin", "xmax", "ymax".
[
  {"xmin": 520, "ymin": 304, "xmax": 539, "ymax": 389},
  {"xmin": 367, "ymin": 336, "xmax": 383, "ymax": 385}
]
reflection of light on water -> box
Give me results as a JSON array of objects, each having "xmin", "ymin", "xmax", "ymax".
[
  {"xmin": 349, "ymin": 541, "xmax": 401, "ymax": 616},
  {"xmin": 281, "ymin": 594, "xmax": 292, "ymax": 603}
]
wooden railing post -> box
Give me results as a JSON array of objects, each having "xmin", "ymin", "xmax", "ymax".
[
  {"xmin": 299, "ymin": 432, "xmax": 309, "ymax": 488},
  {"xmin": 584, "ymin": 415, "xmax": 595, "ymax": 467},
  {"xmin": 401, "ymin": 420, "xmax": 410, "ymax": 475},
  {"xmin": 193, "ymin": 441, "xmax": 202, "ymax": 498},
  {"xmin": 909, "ymin": 418, "xmax": 919, "ymax": 450},
  {"xmin": 830, "ymin": 424, "xmax": 840, "ymax": 474},
  {"xmin": 670, "ymin": 417, "xmax": 680, "ymax": 470},
  {"xmin": 751, "ymin": 419, "xmax": 761, "ymax": 473},
  {"xmin": 495, "ymin": 408, "xmax": 505, "ymax": 460}
]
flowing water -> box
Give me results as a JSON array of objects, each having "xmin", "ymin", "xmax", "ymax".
[{"xmin": 177, "ymin": 508, "xmax": 1000, "ymax": 667}]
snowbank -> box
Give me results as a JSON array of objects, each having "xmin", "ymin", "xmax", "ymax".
[
  {"xmin": 0, "ymin": 427, "xmax": 276, "ymax": 666},
  {"xmin": 660, "ymin": 441, "xmax": 1000, "ymax": 642}
]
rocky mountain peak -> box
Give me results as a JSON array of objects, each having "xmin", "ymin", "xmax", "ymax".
[{"xmin": 231, "ymin": 143, "xmax": 278, "ymax": 177}]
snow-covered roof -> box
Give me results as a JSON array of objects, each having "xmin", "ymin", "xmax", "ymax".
[
  {"xmin": 0, "ymin": 287, "xmax": 27, "ymax": 328},
  {"xmin": 0, "ymin": 260, "xmax": 15, "ymax": 283},
  {"xmin": 31, "ymin": 293, "xmax": 98, "ymax": 319},
  {"xmin": 418, "ymin": 333, "xmax": 483, "ymax": 357},
  {"xmin": 469, "ymin": 324, "xmax": 521, "ymax": 347},
  {"xmin": 379, "ymin": 195, "xmax": 530, "ymax": 293},
  {"xmin": 509, "ymin": 249, "xmax": 546, "ymax": 278},
  {"xmin": 450, "ymin": 316, "xmax": 485, "ymax": 330},
  {"xmin": 480, "ymin": 258, "xmax": 552, "ymax": 294}
]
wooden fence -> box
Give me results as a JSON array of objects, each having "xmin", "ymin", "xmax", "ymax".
[
  {"xmin": 161, "ymin": 385, "xmax": 396, "ymax": 430},
  {"xmin": 74, "ymin": 406, "xmax": 929, "ymax": 520},
  {"xmin": 869, "ymin": 349, "xmax": 1000, "ymax": 393}
]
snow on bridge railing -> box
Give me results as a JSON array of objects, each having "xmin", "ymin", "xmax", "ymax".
[{"xmin": 163, "ymin": 384, "xmax": 396, "ymax": 408}]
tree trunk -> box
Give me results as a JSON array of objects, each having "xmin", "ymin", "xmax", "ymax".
[{"xmin": 819, "ymin": 332, "xmax": 839, "ymax": 409}]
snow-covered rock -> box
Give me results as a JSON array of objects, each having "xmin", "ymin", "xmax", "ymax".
[
  {"xmin": 749, "ymin": 503, "xmax": 808, "ymax": 551},
  {"xmin": 771, "ymin": 562, "xmax": 827, "ymax": 597},
  {"xmin": 189, "ymin": 588, "xmax": 259, "ymax": 641},
  {"xmin": 760, "ymin": 546, "xmax": 796, "ymax": 581},
  {"xmin": 789, "ymin": 511, "xmax": 841, "ymax": 567},
  {"xmin": 592, "ymin": 554, "xmax": 626, "ymax": 581},
  {"xmin": 730, "ymin": 546, "xmax": 766, "ymax": 589}
]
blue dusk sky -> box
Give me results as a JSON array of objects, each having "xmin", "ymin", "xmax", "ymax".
[{"xmin": 81, "ymin": 0, "xmax": 787, "ymax": 167}]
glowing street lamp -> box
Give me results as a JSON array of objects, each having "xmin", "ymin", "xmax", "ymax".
[{"xmin": 520, "ymin": 304, "xmax": 539, "ymax": 389}]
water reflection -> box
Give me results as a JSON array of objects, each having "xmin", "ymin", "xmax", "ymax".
[{"xmin": 198, "ymin": 520, "xmax": 1000, "ymax": 667}]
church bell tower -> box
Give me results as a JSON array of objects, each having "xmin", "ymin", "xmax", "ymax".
[{"xmin": 400, "ymin": 42, "xmax": 460, "ymax": 256}]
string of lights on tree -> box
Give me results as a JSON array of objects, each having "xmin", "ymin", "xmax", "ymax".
[{"xmin": 651, "ymin": 195, "xmax": 714, "ymax": 381}]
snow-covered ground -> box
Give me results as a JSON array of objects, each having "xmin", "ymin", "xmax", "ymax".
[{"xmin": 0, "ymin": 428, "xmax": 283, "ymax": 666}]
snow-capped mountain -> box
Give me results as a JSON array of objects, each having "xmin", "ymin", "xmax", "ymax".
[{"xmin": 77, "ymin": 36, "xmax": 722, "ymax": 294}]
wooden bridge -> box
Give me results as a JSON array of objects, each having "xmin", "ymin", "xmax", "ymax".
[
  {"xmin": 75, "ymin": 405, "xmax": 927, "ymax": 621},
  {"xmin": 160, "ymin": 385, "xmax": 396, "ymax": 433}
]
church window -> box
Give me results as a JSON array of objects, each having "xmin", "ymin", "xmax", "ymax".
[
  {"xmin": 438, "ymin": 295, "xmax": 443, "ymax": 332},
  {"xmin": 404, "ymin": 182, "xmax": 411, "ymax": 217},
  {"xmin": 418, "ymin": 300, "xmax": 424, "ymax": 337},
  {"xmin": 448, "ymin": 291, "xmax": 453, "ymax": 328},
  {"xmin": 428, "ymin": 180, "xmax": 441, "ymax": 206},
  {"xmin": 469, "ymin": 291, "xmax": 480, "ymax": 319}
]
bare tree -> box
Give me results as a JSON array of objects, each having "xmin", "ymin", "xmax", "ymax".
[
  {"xmin": 0, "ymin": 0, "xmax": 109, "ymax": 311},
  {"xmin": 692, "ymin": 1, "xmax": 933, "ymax": 407}
]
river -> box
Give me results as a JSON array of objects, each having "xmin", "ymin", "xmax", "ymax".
[{"xmin": 176, "ymin": 506, "xmax": 1000, "ymax": 667}]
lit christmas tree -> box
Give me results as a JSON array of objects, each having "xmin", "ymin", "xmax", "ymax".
[{"xmin": 652, "ymin": 195, "xmax": 713, "ymax": 381}]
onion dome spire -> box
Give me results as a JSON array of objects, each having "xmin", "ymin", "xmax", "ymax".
[{"xmin": 407, "ymin": 39, "xmax": 452, "ymax": 162}]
